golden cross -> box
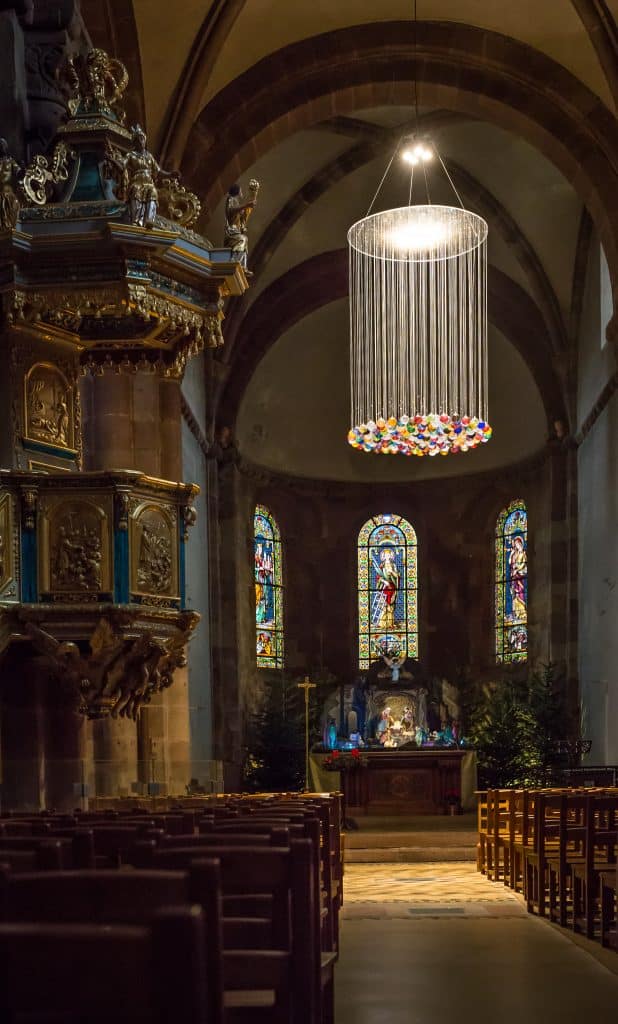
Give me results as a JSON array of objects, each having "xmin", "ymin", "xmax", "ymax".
[{"xmin": 298, "ymin": 676, "xmax": 317, "ymax": 792}]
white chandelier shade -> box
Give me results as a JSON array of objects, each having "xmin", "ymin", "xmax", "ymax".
[{"xmin": 348, "ymin": 204, "xmax": 492, "ymax": 456}]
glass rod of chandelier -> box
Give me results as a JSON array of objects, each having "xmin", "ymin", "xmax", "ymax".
[{"xmin": 348, "ymin": 203, "xmax": 492, "ymax": 456}]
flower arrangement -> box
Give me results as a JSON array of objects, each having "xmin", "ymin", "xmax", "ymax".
[{"xmin": 322, "ymin": 748, "xmax": 368, "ymax": 771}]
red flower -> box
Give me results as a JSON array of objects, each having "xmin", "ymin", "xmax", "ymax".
[
  {"xmin": 351, "ymin": 748, "xmax": 361, "ymax": 759},
  {"xmin": 331, "ymin": 749, "xmax": 340, "ymax": 758}
]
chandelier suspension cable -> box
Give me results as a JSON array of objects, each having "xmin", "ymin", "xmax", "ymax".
[
  {"xmin": 346, "ymin": 0, "xmax": 491, "ymax": 458},
  {"xmin": 366, "ymin": 148, "xmax": 399, "ymax": 218}
]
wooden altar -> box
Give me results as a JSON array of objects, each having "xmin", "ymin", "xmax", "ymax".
[{"xmin": 343, "ymin": 750, "xmax": 468, "ymax": 815}]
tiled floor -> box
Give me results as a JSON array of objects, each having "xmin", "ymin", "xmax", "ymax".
[
  {"xmin": 335, "ymin": 861, "xmax": 618, "ymax": 1023},
  {"xmin": 342, "ymin": 862, "xmax": 525, "ymax": 918}
]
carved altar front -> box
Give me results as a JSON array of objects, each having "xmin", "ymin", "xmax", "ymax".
[{"xmin": 342, "ymin": 750, "xmax": 471, "ymax": 815}]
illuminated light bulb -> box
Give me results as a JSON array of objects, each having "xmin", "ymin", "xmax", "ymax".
[
  {"xmin": 389, "ymin": 216, "xmax": 451, "ymax": 252},
  {"xmin": 401, "ymin": 149, "xmax": 419, "ymax": 166}
]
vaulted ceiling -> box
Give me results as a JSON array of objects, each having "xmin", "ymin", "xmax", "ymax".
[{"xmin": 86, "ymin": 1, "xmax": 618, "ymax": 481}]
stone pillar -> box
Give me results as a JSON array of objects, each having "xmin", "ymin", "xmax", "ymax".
[
  {"xmin": 43, "ymin": 692, "xmax": 88, "ymax": 813},
  {"xmin": 138, "ymin": 375, "xmax": 190, "ymax": 795},
  {"xmin": 0, "ymin": 670, "xmax": 46, "ymax": 813},
  {"xmin": 80, "ymin": 368, "xmax": 159, "ymax": 798},
  {"xmin": 92, "ymin": 717, "xmax": 139, "ymax": 800},
  {"xmin": 81, "ymin": 368, "xmax": 191, "ymax": 799}
]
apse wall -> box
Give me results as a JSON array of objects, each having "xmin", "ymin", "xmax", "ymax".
[
  {"xmin": 237, "ymin": 301, "xmax": 547, "ymax": 483},
  {"xmin": 209, "ymin": 436, "xmax": 578, "ymax": 785}
]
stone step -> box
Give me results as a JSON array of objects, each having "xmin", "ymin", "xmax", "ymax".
[
  {"xmin": 345, "ymin": 846, "xmax": 476, "ymax": 863},
  {"xmin": 345, "ymin": 830, "xmax": 477, "ymax": 849}
]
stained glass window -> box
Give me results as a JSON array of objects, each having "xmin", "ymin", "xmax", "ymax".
[
  {"xmin": 358, "ymin": 514, "xmax": 418, "ymax": 669},
  {"xmin": 495, "ymin": 500, "xmax": 528, "ymax": 664},
  {"xmin": 254, "ymin": 504, "xmax": 284, "ymax": 668}
]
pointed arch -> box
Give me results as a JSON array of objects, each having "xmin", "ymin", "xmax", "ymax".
[
  {"xmin": 495, "ymin": 500, "xmax": 528, "ymax": 663},
  {"xmin": 358, "ymin": 513, "xmax": 418, "ymax": 669},
  {"xmin": 254, "ymin": 504, "xmax": 284, "ymax": 668}
]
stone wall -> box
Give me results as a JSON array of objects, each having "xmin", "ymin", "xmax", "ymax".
[
  {"xmin": 577, "ymin": 236, "xmax": 618, "ymax": 764},
  {"xmin": 210, "ymin": 446, "xmax": 570, "ymax": 778}
]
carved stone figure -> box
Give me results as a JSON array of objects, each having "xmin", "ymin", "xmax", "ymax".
[
  {"xmin": 107, "ymin": 124, "xmax": 178, "ymax": 228},
  {"xmin": 224, "ymin": 179, "xmax": 259, "ymax": 270},
  {"xmin": 0, "ymin": 139, "xmax": 21, "ymax": 230},
  {"xmin": 23, "ymin": 618, "xmax": 192, "ymax": 720},
  {"xmin": 58, "ymin": 48, "xmax": 128, "ymax": 120}
]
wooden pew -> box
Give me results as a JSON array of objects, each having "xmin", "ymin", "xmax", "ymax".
[{"xmin": 0, "ymin": 904, "xmax": 209, "ymax": 1023}]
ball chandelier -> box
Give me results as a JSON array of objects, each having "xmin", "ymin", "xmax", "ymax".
[{"xmin": 347, "ymin": 134, "xmax": 491, "ymax": 458}]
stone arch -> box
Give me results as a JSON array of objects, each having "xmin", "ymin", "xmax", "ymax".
[
  {"xmin": 218, "ymin": 249, "xmax": 566, "ymax": 432},
  {"xmin": 223, "ymin": 131, "xmax": 566, "ymax": 361},
  {"xmin": 183, "ymin": 20, "xmax": 618, "ymax": 312}
]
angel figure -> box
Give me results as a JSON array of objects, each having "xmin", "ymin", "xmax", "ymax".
[{"xmin": 0, "ymin": 139, "xmax": 21, "ymax": 231}]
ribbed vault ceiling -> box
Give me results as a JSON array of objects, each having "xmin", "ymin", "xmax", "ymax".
[{"xmin": 88, "ymin": 1, "xmax": 617, "ymax": 480}]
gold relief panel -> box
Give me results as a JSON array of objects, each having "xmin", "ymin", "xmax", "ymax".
[
  {"xmin": 0, "ymin": 492, "xmax": 14, "ymax": 594},
  {"xmin": 38, "ymin": 496, "xmax": 112, "ymax": 596},
  {"xmin": 24, "ymin": 363, "xmax": 75, "ymax": 452},
  {"xmin": 130, "ymin": 503, "xmax": 178, "ymax": 600}
]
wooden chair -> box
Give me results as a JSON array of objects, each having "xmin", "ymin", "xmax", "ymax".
[
  {"xmin": 485, "ymin": 789, "xmax": 511, "ymax": 882},
  {"xmin": 0, "ymin": 864, "xmax": 223, "ymax": 1024},
  {"xmin": 476, "ymin": 790, "xmax": 488, "ymax": 873},
  {"xmin": 599, "ymin": 854, "xmax": 617, "ymax": 949},
  {"xmin": 571, "ymin": 794, "xmax": 617, "ymax": 939},
  {"xmin": 0, "ymin": 904, "xmax": 209, "ymax": 1023},
  {"xmin": 546, "ymin": 793, "xmax": 587, "ymax": 927}
]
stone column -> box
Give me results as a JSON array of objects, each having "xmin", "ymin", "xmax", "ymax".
[
  {"xmin": 80, "ymin": 367, "xmax": 159, "ymax": 800},
  {"xmin": 79, "ymin": 367, "xmax": 191, "ymax": 800},
  {"xmin": 43, "ymin": 691, "xmax": 88, "ymax": 813},
  {"xmin": 138, "ymin": 375, "xmax": 190, "ymax": 795},
  {"xmin": 0, "ymin": 665, "xmax": 46, "ymax": 812}
]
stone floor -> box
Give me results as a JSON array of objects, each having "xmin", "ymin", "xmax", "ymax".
[{"xmin": 335, "ymin": 862, "xmax": 618, "ymax": 1023}]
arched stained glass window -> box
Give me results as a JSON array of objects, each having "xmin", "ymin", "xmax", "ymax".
[
  {"xmin": 254, "ymin": 505, "xmax": 284, "ymax": 668},
  {"xmin": 358, "ymin": 513, "xmax": 418, "ymax": 669},
  {"xmin": 495, "ymin": 499, "xmax": 528, "ymax": 663}
]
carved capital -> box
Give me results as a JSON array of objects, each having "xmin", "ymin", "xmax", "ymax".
[
  {"xmin": 181, "ymin": 504, "xmax": 197, "ymax": 541},
  {"xmin": 19, "ymin": 484, "xmax": 38, "ymax": 529}
]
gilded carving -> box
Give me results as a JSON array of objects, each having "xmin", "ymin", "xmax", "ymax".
[
  {"xmin": 116, "ymin": 491, "xmax": 130, "ymax": 531},
  {"xmin": 25, "ymin": 363, "xmax": 74, "ymax": 449},
  {"xmin": 0, "ymin": 494, "xmax": 12, "ymax": 591},
  {"xmin": 20, "ymin": 487, "xmax": 38, "ymax": 530},
  {"xmin": 106, "ymin": 125, "xmax": 181, "ymax": 229},
  {"xmin": 21, "ymin": 143, "xmax": 73, "ymax": 206},
  {"xmin": 224, "ymin": 179, "xmax": 260, "ymax": 271},
  {"xmin": 39, "ymin": 498, "xmax": 111, "ymax": 595},
  {"xmin": 157, "ymin": 178, "xmax": 201, "ymax": 228},
  {"xmin": 58, "ymin": 49, "xmax": 128, "ymax": 121},
  {"xmin": 132, "ymin": 504, "xmax": 177, "ymax": 598},
  {"xmin": 181, "ymin": 504, "xmax": 197, "ymax": 540},
  {"xmin": 0, "ymin": 139, "xmax": 21, "ymax": 231}
]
